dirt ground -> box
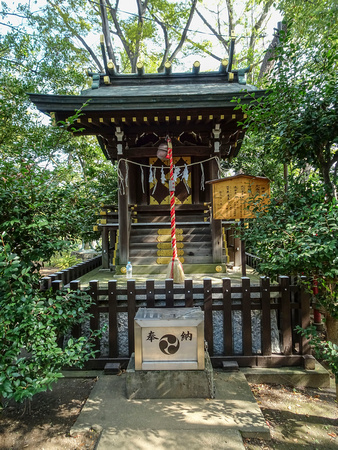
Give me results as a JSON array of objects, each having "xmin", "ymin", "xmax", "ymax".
[
  {"xmin": 244, "ymin": 377, "xmax": 338, "ymax": 449},
  {"xmin": 0, "ymin": 378, "xmax": 99, "ymax": 450},
  {"xmin": 0, "ymin": 375, "xmax": 337, "ymax": 450}
]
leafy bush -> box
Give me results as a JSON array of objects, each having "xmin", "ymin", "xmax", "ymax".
[
  {"xmin": 49, "ymin": 250, "xmax": 82, "ymax": 270},
  {"xmin": 0, "ymin": 236, "xmax": 101, "ymax": 404},
  {"xmin": 296, "ymin": 325, "xmax": 338, "ymax": 383}
]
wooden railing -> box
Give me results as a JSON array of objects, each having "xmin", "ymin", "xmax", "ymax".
[
  {"xmin": 51, "ymin": 276, "xmax": 312, "ymax": 369},
  {"xmin": 40, "ymin": 255, "xmax": 102, "ymax": 289},
  {"xmin": 245, "ymin": 252, "xmax": 262, "ymax": 270}
]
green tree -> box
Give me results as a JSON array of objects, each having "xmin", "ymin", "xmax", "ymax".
[
  {"xmin": 236, "ymin": 32, "xmax": 337, "ymax": 199},
  {"xmin": 234, "ymin": 1, "xmax": 338, "ymax": 345},
  {"xmin": 39, "ymin": 0, "xmax": 204, "ymax": 73},
  {"xmin": 195, "ymin": 0, "xmax": 275, "ymax": 82}
]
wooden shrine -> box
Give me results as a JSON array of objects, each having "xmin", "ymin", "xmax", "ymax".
[{"xmin": 30, "ymin": 37, "xmax": 265, "ymax": 273}]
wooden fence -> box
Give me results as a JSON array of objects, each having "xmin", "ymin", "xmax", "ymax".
[
  {"xmin": 245, "ymin": 252, "xmax": 262, "ymax": 271},
  {"xmin": 50, "ymin": 276, "xmax": 312, "ymax": 369},
  {"xmin": 40, "ymin": 255, "xmax": 102, "ymax": 289}
]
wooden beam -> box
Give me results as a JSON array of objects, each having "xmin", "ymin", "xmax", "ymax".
[
  {"xmin": 210, "ymin": 159, "xmax": 222, "ymax": 262},
  {"xmin": 118, "ymin": 158, "xmax": 130, "ymax": 264},
  {"xmin": 137, "ymin": 62, "xmax": 144, "ymax": 75},
  {"xmin": 107, "ymin": 60, "xmax": 115, "ymax": 75},
  {"xmin": 219, "ymin": 59, "xmax": 228, "ymax": 73},
  {"xmin": 192, "ymin": 61, "xmax": 200, "ymax": 74},
  {"xmin": 164, "ymin": 61, "xmax": 172, "ymax": 75}
]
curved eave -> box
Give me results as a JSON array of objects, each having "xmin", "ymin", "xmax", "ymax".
[{"xmin": 29, "ymin": 89, "xmax": 265, "ymax": 115}]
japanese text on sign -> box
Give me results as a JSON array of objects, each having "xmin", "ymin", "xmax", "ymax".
[{"xmin": 211, "ymin": 176, "xmax": 270, "ymax": 220}]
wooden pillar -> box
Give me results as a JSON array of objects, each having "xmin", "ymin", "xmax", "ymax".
[
  {"xmin": 118, "ymin": 158, "xmax": 130, "ymax": 264},
  {"xmin": 234, "ymin": 233, "xmax": 242, "ymax": 270},
  {"xmin": 241, "ymin": 221, "xmax": 246, "ymax": 276},
  {"xmin": 102, "ymin": 226, "xmax": 109, "ymax": 269},
  {"xmin": 192, "ymin": 158, "xmax": 200, "ymax": 204},
  {"xmin": 210, "ymin": 158, "xmax": 222, "ymax": 263}
]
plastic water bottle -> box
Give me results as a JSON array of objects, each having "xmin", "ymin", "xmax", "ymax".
[{"xmin": 126, "ymin": 261, "xmax": 132, "ymax": 279}]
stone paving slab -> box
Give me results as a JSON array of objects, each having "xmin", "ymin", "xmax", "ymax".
[
  {"xmin": 241, "ymin": 362, "xmax": 330, "ymax": 388},
  {"xmin": 71, "ymin": 371, "xmax": 270, "ymax": 449},
  {"xmin": 97, "ymin": 428, "xmax": 246, "ymax": 450}
]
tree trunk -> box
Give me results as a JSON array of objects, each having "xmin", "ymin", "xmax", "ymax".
[{"xmin": 325, "ymin": 313, "xmax": 338, "ymax": 346}]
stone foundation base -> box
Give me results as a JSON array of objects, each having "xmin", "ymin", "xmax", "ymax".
[{"xmin": 126, "ymin": 353, "xmax": 213, "ymax": 399}]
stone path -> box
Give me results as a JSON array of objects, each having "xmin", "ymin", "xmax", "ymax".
[{"xmin": 71, "ymin": 371, "xmax": 270, "ymax": 449}]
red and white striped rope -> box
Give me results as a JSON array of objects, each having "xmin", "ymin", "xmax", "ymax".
[{"xmin": 167, "ymin": 137, "xmax": 177, "ymax": 262}]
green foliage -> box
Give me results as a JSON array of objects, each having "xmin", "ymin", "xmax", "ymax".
[
  {"xmin": 227, "ymin": 132, "xmax": 285, "ymax": 194},
  {"xmin": 241, "ymin": 180, "xmax": 338, "ymax": 326},
  {"xmin": 196, "ymin": 0, "xmax": 276, "ymax": 82},
  {"xmin": 235, "ymin": 21, "xmax": 337, "ymax": 198},
  {"xmin": 49, "ymin": 251, "xmax": 82, "ymax": 270},
  {"xmin": 296, "ymin": 325, "xmax": 338, "ymax": 381},
  {"xmin": 0, "ymin": 237, "xmax": 101, "ymax": 404},
  {"xmin": 277, "ymin": 0, "xmax": 337, "ymax": 46},
  {"xmin": 244, "ymin": 183, "xmax": 338, "ymax": 279}
]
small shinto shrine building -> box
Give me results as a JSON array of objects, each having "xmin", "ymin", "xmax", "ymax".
[{"xmin": 30, "ymin": 52, "xmax": 264, "ymax": 273}]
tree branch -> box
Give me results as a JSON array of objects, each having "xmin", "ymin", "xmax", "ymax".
[
  {"xmin": 106, "ymin": 0, "xmax": 134, "ymax": 70},
  {"xmin": 132, "ymin": 0, "xmax": 148, "ymax": 71},
  {"xmin": 100, "ymin": 0, "xmax": 116, "ymax": 64},
  {"xmin": 148, "ymin": 12, "xmax": 170, "ymax": 72},
  {"xmin": 48, "ymin": 1, "xmax": 103, "ymax": 72},
  {"xmin": 195, "ymin": 8, "xmax": 229, "ymax": 54},
  {"xmin": 249, "ymin": 0, "xmax": 274, "ymax": 51},
  {"xmin": 225, "ymin": 0, "xmax": 234, "ymax": 36},
  {"xmin": 168, "ymin": 0, "xmax": 198, "ymax": 63}
]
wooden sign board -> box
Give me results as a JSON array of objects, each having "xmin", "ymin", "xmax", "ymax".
[{"xmin": 208, "ymin": 175, "xmax": 270, "ymax": 220}]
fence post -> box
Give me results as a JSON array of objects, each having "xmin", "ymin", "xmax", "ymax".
[
  {"xmin": 146, "ymin": 280, "xmax": 155, "ymax": 308},
  {"xmin": 69, "ymin": 280, "xmax": 81, "ymax": 339},
  {"xmin": 52, "ymin": 280, "xmax": 63, "ymax": 293},
  {"xmin": 40, "ymin": 277, "xmax": 51, "ymax": 291},
  {"xmin": 165, "ymin": 279, "xmax": 174, "ymax": 308},
  {"xmin": 73, "ymin": 264, "xmax": 80, "ymax": 280},
  {"xmin": 299, "ymin": 276, "xmax": 311, "ymax": 355},
  {"xmin": 204, "ymin": 278, "xmax": 213, "ymax": 355},
  {"xmin": 261, "ymin": 277, "xmax": 272, "ymax": 356},
  {"xmin": 108, "ymin": 280, "xmax": 118, "ymax": 357},
  {"xmin": 69, "ymin": 280, "xmax": 80, "ymax": 291},
  {"xmin": 242, "ymin": 277, "xmax": 252, "ymax": 356},
  {"xmin": 279, "ymin": 276, "xmax": 292, "ymax": 355},
  {"xmin": 61, "ymin": 269, "xmax": 69, "ymax": 285},
  {"xmin": 184, "ymin": 279, "xmax": 193, "ymax": 307},
  {"xmin": 127, "ymin": 279, "xmax": 136, "ymax": 356},
  {"xmin": 68, "ymin": 266, "xmax": 75, "ymax": 283},
  {"xmin": 222, "ymin": 278, "xmax": 232, "ymax": 355},
  {"xmin": 55, "ymin": 271, "xmax": 64, "ymax": 282},
  {"xmin": 89, "ymin": 280, "xmax": 100, "ymax": 353}
]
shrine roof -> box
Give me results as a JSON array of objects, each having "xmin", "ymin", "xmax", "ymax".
[
  {"xmin": 30, "ymin": 84, "xmax": 262, "ymax": 115},
  {"xmin": 29, "ymin": 70, "xmax": 264, "ymax": 115}
]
